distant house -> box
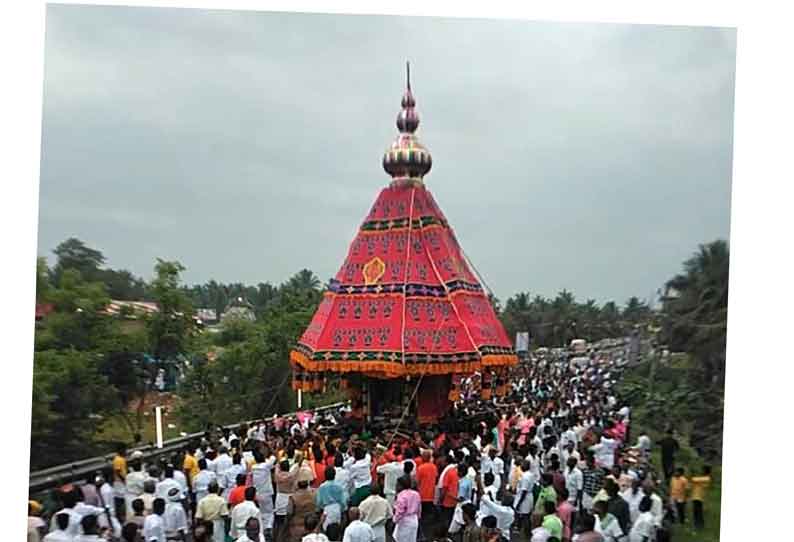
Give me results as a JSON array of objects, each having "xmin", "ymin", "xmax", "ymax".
[
  {"xmin": 103, "ymin": 300, "xmax": 160, "ymax": 318},
  {"xmin": 195, "ymin": 308, "xmax": 218, "ymax": 325},
  {"xmin": 221, "ymin": 297, "xmax": 256, "ymax": 323}
]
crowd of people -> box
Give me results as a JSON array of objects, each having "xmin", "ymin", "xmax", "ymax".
[{"xmin": 27, "ymin": 342, "xmax": 712, "ymax": 542}]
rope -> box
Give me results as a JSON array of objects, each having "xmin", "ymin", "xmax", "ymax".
[
  {"xmin": 386, "ymin": 373, "xmax": 424, "ymax": 449},
  {"xmin": 261, "ymin": 371, "xmax": 292, "ymax": 417}
]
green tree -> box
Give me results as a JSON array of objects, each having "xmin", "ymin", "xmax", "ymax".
[
  {"xmin": 36, "ymin": 257, "xmax": 52, "ymax": 302},
  {"xmin": 34, "ymin": 269, "xmax": 112, "ymax": 352},
  {"xmin": 30, "ymin": 349, "xmax": 116, "ymax": 469},
  {"xmin": 100, "ymin": 269, "xmax": 149, "ymax": 300},
  {"xmin": 148, "ymin": 259, "xmax": 195, "ymax": 360},
  {"xmin": 52, "ymin": 238, "xmax": 106, "ymax": 285},
  {"xmin": 664, "ymin": 240, "xmax": 729, "ymax": 388},
  {"xmin": 623, "ymin": 296, "xmax": 651, "ymax": 325},
  {"xmin": 288, "ymin": 269, "xmax": 322, "ymax": 291},
  {"xmin": 176, "ymin": 270, "xmax": 322, "ymax": 431}
]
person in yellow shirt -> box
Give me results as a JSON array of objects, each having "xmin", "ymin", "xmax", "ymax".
[
  {"xmin": 690, "ymin": 465, "xmax": 712, "ymax": 530},
  {"xmin": 669, "ymin": 467, "xmax": 689, "ymax": 524},
  {"xmin": 183, "ymin": 446, "xmax": 200, "ymax": 484},
  {"xmin": 183, "ymin": 444, "xmax": 200, "ymax": 513},
  {"xmin": 112, "ymin": 445, "xmax": 128, "ymax": 520}
]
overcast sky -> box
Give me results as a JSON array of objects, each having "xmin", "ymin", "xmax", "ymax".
[{"xmin": 38, "ymin": 5, "xmax": 735, "ymax": 305}]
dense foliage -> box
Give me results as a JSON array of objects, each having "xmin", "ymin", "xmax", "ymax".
[
  {"xmin": 499, "ymin": 291, "xmax": 653, "ymax": 347},
  {"xmin": 617, "ymin": 240, "xmax": 729, "ymax": 460},
  {"xmin": 30, "ymin": 238, "xmax": 324, "ymax": 469}
]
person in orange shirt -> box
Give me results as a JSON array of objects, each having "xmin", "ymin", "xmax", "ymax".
[
  {"xmin": 227, "ymin": 473, "xmax": 248, "ymax": 508},
  {"xmin": 416, "ymin": 448, "xmax": 438, "ymax": 534},
  {"xmin": 669, "ymin": 467, "xmax": 689, "ymax": 524},
  {"xmin": 439, "ymin": 459, "xmax": 460, "ymax": 532}
]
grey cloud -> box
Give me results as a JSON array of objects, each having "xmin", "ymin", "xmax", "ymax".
[{"xmin": 38, "ymin": 5, "xmax": 735, "ymax": 304}]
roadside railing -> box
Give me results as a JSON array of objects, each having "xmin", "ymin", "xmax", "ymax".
[{"xmin": 29, "ymin": 401, "xmax": 349, "ymax": 495}]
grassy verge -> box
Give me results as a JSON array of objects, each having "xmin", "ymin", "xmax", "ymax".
[
  {"xmin": 631, "ymin": 420, "xmax": 722, "ymax": 542},
  {"xmin": 94, "ymin": 392, "xmax": 187, "ymax": 449},
  {"xmin": 620, "ymin": 358, "xmax": 722, "ymax": 542}
]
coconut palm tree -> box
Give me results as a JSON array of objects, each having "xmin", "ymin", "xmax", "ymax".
[
  {"xmin": 288, "ymin": 269, "xmax": 322, "ymax": 292},
  {"xmin": 664, "ymin": 240, "xmax": 729, "ymax": 387}
]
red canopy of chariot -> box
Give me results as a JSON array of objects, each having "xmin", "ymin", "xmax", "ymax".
[{"xmin": 291, "ymin": 65, "xmax": 517, "ymax": 401}]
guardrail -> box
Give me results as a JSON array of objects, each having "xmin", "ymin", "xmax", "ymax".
[{"xmin": 29, "ymin": 401, "xmax": 349, "ymax": 495}]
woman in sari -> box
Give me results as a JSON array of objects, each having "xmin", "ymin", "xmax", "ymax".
[{"xmin": 392, "ymin": 476, "xmax": 421, "ymax": 542}]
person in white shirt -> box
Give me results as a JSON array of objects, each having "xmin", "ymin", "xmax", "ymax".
[
  {"xmin": 590, "ymin": 435, "xmax": 618, "ymax": 470},
  {"xmin": 156, "ymin": 464, "xmax": 184, "ymax": 502},
  {"xmin": 164, "ymin": 488, "xmax": 188, "ymax": 541},
  {"xmin": 251, "ymin": 449, "xmax": 277, "ymax": 532},
  {"xmin": 343, "ymin": 508, "xmax": 375, "ymax": 542},
  {"xmin": 231, "ymin": 488, "xmax": 261, "ymax": 540},
  {"xmin": 642, "ymin": 481, "xmax": 664, "ymax": 532},
  {"xmin": 73, "ymin": 488, "xmax": 119, "ymax": 539},
  {"xmin": 94, "ymin": 474, "xmax": 115, "ymax": 517},
  {"xmin": 479, "ymin": 493, "xmax": 515, "ymax": 540},
  {"xmin": 621, "ymin": 480, "xmax": 645, "ymax": 524},
  {"xmin": 478, "ymin": 472, "xmax": 499, "ymax": 521},
  {"xmin": 49, "ymin": 492, "xmax": 82, "ymax": 538},
  {"xmin": 344, "ymin": 448, "xmax": 373, "ymax": 506},
  {"xmin": 561, "ymin": 442, "xmax": 582, "ymax": 473},
  {"xmin": 629, "ymin": 496, "xmax": 655, "ymax": 542},
  {"xmin": 525, "ymin": 445, "xmax": 542, "ymax": 481},
  {"xmin": 223, "ymin": 454, "xmax": 248, "ymax": 500},
  {"xmin": 172, "ymin": 466, "xmax": 189, "ymax": 497},
  {"xmin": 42, "ymin": 512, "xmax": 72, "ymax": 542},
  {"xmin": 530, "ymin": 525, "xmax": 551, "ymax": 542},
  {"xmin": 333, "ymin": 455, "xmax": 352, "ymax": 503},
  {"xmin": 560, "ymin": 422, "xmax": 578, "ymax": 450},
  {"xmin": 633, "ymin": 434, "xmax": 652, "ymax": 458},
  {"xmin": 194, "ymin": 459, "xmax": 219, "ymax": 504},
  {"xmin": 376, "ymin": 460, "xmax": 406, "ymax": 506},
  {"xmin": 236, "ymin": 517, "xmax": 267, "ymax": 542},
  {"xmin": 564, "ymin": 457, "xmax": 584, "ymax": 506},
  {"xmin": 358, "ymin": 484, "xmax": 392, "ymax": 542},
  {"xmin": 125, "ymin": 460, "xmax": 149, "ymax": 518},
  {"xmin": 290, "ymin": 421, "xmax": 302, "ymax": 437},
  {"xmin": 514, "ymin": 461, "xmax": 536, "ymax": 536},
  {"xmin": 593, "ymin": 500, "xmax": 625, "ymax": 542},
  {"xmin": 490, "ymin": 452, "xmax": 505, "ymax": 493},
  {"xmin": 213, "ymin": 447, "xmax": 234, "ymax": 483},
  {"xmin": 143, "ymin": 498, "xmax": 166, "ymax": 542}
]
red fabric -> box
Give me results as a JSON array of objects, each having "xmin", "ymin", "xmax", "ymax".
[
  {"xmin": 293, "ymin": 184, "xmax": 515, "ymax": 376},
  {"xmin": 417, "ymin": 376, "xmax": 452, "ymax": 422},
  {"xmin": 416, "ymin": 462, "xmax": 438, "ymax": 502}
]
